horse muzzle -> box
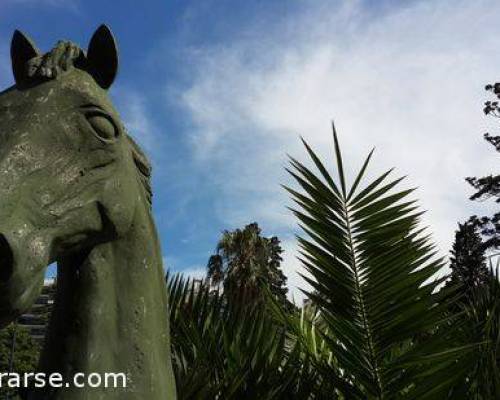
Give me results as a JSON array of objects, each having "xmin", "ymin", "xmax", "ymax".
[{"xmin": 0, "ymin": 229, "xmax": 50, "ymax": 328}]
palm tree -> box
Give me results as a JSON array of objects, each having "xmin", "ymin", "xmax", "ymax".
[
  {"xmin": 167, "ymin": 124, "xmax": 488, "ymax": 399},
  {"xmin": 167, "ymin": 273, "xmax": 324, "ymax": 399},
  {"xmin": 207, "ymin": 223, "xmax": 289, "ymax": 308},
  {"xmin": 281, "ymin": 124, "xmax": 474, "ymax": 399}
]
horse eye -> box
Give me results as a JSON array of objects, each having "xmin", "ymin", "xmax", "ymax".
[{"xmin": 86, "ymin": 113, "xmax": 118, "ymax": 141}]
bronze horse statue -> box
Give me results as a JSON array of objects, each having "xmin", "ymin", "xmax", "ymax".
[{"xmin": 0, "ymin": 26, "xmax": 176, "ymax": 399}]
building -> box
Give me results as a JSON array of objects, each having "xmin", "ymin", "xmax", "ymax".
[{"xmin": 18, "ymin": 278, "xmax": 56, "ymax": 343}]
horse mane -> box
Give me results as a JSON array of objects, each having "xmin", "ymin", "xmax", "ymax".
[{"xmin": 24, "ymin": 41, "xmax": 87, "ymax": 80}]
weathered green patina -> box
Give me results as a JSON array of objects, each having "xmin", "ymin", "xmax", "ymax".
[{"xmin": 0, "ymin": 26, "xmax": 177, "ymax": 399}]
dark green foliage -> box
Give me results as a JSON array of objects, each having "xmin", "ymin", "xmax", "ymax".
[
  {"xmin": 447, "ymin": 268, "xmax": 500, "ymax": 399},
  {"xmin": 167, "ymin": 273, "xmax": 326, "ymax": 400},
  {"xmin": 0, "ymin": 324, "xmax": 40, "ymax": 398},
  {"xmin": 448, "ymin": 220, "xmax": 490, "ymax": 299},
  {"xmin": 439, "ymin": 82, "xmax": 500, "ymax": 397},
  {"xmin": 467, "ymin": 269, "xmax": 500, "ymax": 398},
  {"xmin": 207, "ymin": 223, "xmax": 291, "ymax": 310},
  {"xmin": 0, "ymin": 284, "xmax": 54, "ymax": 397},
  {"xmin": 465, "ymin": 84, "xmax": 500, "ymax": 250}
]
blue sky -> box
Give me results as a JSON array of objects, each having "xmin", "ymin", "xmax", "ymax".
[{"xmin": 0, "ymin": 0, "xmax": 499, "ymax": 300}]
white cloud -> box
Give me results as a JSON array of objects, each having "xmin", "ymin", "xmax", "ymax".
[
  {"xmin": 281, "ymin": 238, "xmax": 312, "ymax": 305},
  {"xmin": 179, "ymin": 0, "xmax": 500, "ymax": 299},
  {"xmin": 179, "ymin": 267, "xmax": 206, "ymax": 281},
  {"xmin": 163, "ymin": 255, "xmax": 206, "ymax": 280},
  {"xmin": 112, "ymin": 87, "xmax": 165, "ymax": 168}
]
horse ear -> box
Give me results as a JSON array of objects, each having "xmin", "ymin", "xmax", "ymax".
[
  {"xmin": 11, "ymin": 30, "xmax": 41, "ymax": 85},
  {"xmin": 87, "ymin": 24, "xmax": 118, "ymax": 89}
]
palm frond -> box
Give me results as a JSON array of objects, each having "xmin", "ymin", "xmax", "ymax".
[
  {"xmin": 285, "ymin": 125, "xmax": 471, "ymax": 398},
  {"xmin": 167, "ymin": 273, "xmax": 321, "ymax": 399}
]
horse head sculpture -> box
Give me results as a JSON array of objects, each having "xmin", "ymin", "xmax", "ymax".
[{"xmin": 0, "ymin": 26, "xmax": 176, "ymax": 399}]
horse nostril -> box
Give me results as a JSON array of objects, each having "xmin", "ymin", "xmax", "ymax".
[{"xmin": 0, "ymin": 234, "xmax": 14, "ymax": 283}]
